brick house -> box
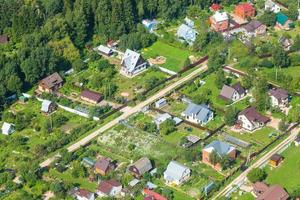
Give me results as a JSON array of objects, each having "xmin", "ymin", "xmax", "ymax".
[
  {"xmin": 210, "ymin": 11, "xmax": 229, "ymax": 32},
  {"xmin": 202, "ymin": 140, "xmax": 236, "ymax": 171},
  {"xmin": 234, "ymin": 3, "xmax": 255, "ymax": 20},
  {"xmin": 38, "ymin": 72, "xmax": 63, "ymax": 94}
]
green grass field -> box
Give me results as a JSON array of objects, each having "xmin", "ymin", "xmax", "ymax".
[
  {"xmin": 142, "ymin": 40, "xmax": 191, "ymax": 72},
  {"xmin": 265, "ymin": 144, "xmax": 300, "ymax": 193}
]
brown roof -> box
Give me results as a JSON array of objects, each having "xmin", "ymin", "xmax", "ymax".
[
  {"xmin": 269, "ymin": 88, "xmax": 289, "ymax": 101},
  {"xmin": 0, "ymin": 35, "xmax": 9, "ymax": 44},
  {"xmin": 76, "ymin": 189, "xmax": 93, "ymax": 198},
  {"xmin": 80, "ymin": 90, "xmax": 103, "ymax": 103},
  {"xmin": 39, "ymin": 72, "xmax": 63, "ymax": 89},
  {"xmin": 257, "ymin": 185, "xmax": 289, "ymax": 200},
  {"xmin": 239, "ymin": 107, "xmax": 270, "ymax": 124},
  {"xmin": 253, "ymin": 182, "xmax": 269, "ymax": 194},
  {"xmin": 244, "ymin": 20, "xmax": 263, "ymax": 32},
  {"xmin": 270, "ymin": 153, "xmax": 283, "ymax": 162},
  {"xmin": 94, "ymin": 157, "xmax": 113, "ymax": 172},
  {"xmin": 130, "ymin": 157, "xmax": 152, "ymax": 175},
  {"xmin": 98, "ymin": 180, "xmax": 121, "ymax": 194},
  {"xmin": 220, "ymin": 85, "xmax": 236, "ymax": 100},
  {"xmin": 232, "ymin": 82, "xmax": 245, "ymax": 95}
]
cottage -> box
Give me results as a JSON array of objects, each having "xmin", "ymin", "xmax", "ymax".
[
  {"xmin": 155, "ymin": 98, "xmax": 167, "ymax": 108},
  {"xmin": 38, "ymin": 72, "xmax": 63, "ymax": 94},
  {"xmin": 163, "ymin": 161, "xmax": 190, "ymax": 185},
  {"xmin": 202, "ymin": 140, "xmax": 236, "ymax": 170},
  {"xmin": 154, "ymin": 113, "xmax": 172, "ymax": 128},
  {"xmin": 80, "ymin": 90, "xmax": 103, "ymax": 104},
  {"xmin": 219, "ymin": 82, "xmax": 245, "ymax": 102},
  {"xmin": 254, "ymin": 183, "xmax": 289, "ymax": 200},
  {"xmin": 210, "ymin": 3, "xmax": 221, "ymax": 12},
  {"xmin": 81, "ymin": 157, "xmax": 95, "ymax": 168},
  {"xmin": 238, "ymin": 107, "xmax": 270, "ymax": 131},
  {"xmin": 184, "ymin": 17, "xmax": 194, "ymax": 28},
  {"xmin": 142, "ymin": 19, "xmax": 158, "ymax": 32},
  {"xmin": 74, "ymin": 189, "xmax": 95, "ymax": 200},
  {"xmin": 181, "ymin": 103, "xmax": 213, "ymax": 125},
  {"xmin": 269, "ymin": 154, "xmax": 283, "ymax": 168},
  {"xmin": 1, "ymin": 122, "xmax": 15, "ymax": 135},
  {"xmin": 278, "ymin": 36, "xmax": 293, "ymax": 51},
  {"xmin": 143, "ymin": 189, "xmax": 167, "ymax": 200},
  {"xmin": 128, "ymin": 157, "xmax": 152, "ymax": 179},
  {"xmin": 276, "ymin": 13, "xmax": 293, "ymax": 30},
  {"xmin": 177, "ymin": 24, "xmax": 197, "ymax": 44},
  {"xmin": 94, "ymin": 157, "xmax": 115, "ymax": 176},
  {"xmin": 97, "ymin": 180, "xmax": 122, "ymax": 197},
  {"xmin": 121, "ymin": 49, "xmax": 148, "ymax": 77},
  {"xmin": 97, "ymin": 45, "xmax": 113, "ymax": 56},
  {"xmin": 265, "ymin": 0, "xmax": 281, "ymax": 13},
  {"xmin": 268, "ymin": 88, "xmax": 289, "ymax": 108},
  {"xmin": 41, "ymin": 100, "xmax": 57, "ymax": 114},
  {"xmin": 0, "ymin": 35, "xmax": 9, "ymax": 44},
  {"xmin": 243, "ymin": 20, "xmax": 267, "ymax": 37},
  {"xmin": 234, "ymin": 3, "xmax": 255, "ymax": 20},
  {"xmin": 210, "ymin": 11, "xmax": 229, "ymax": 32}
]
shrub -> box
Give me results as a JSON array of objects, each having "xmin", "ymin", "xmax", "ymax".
[{"xmin": 247, "ymin": 168, "xmax": 267, "ymax": 183}]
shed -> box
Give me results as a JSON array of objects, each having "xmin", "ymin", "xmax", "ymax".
[
  {"xmin": 41, "ymin": 100, "xmax": 56, "ymax": 114},
  {"xmin": 155, "ymin": 98, "xmax": 167, "ymax": 108},
  {"xmin": 97, "ymin": 45, "xmax": 113, "ymax": 56},
  {"xmin": 1, "ymin": 122, "xmax": 15, "ymax": 135},
  {"xmin": 269, "ymin": 154, "xmax": 283, "ymax": 167},
  {"xmin": 81, "ymin": 157, "xmax": 95, "ymax": 168}
]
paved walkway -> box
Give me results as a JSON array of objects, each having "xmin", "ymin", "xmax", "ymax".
[
  {"xmin": 40, "ymin": 64, "xmax": 208, "ymax": 168},
  {"xmin": 214, "ymin": 126, "xmax": 300, "ymax": 199}
]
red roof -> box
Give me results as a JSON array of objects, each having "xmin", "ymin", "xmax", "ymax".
[
  {"xmin": 80, "ymin": 90, "xmax": 103, "ymax": 103},
  {"xmin": 257, "ymin": 185, "xmax": 289, "ymax": 200},
  {"xmin": 210, "ymin": 3, "xmax": 221, "ymax": 11},
  {"xmin": 236, "ymin": 3, "xmax": 254, "ymax": 12},
  {"xmin": 143, "ymin": 189, "xmax": 168, "ymax": 200}
]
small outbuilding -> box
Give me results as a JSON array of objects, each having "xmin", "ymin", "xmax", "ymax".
[
  {"xmin": 269, "ymin": 154, "xmax": 283, "ymax": 168},
  {"xmin": 294, "ymin": 137, "xmax": 300, "ymax": 146},
  {"xmin": 1, "ymin": 122, "xmax": 15, "ymax": 135},
  {"xmin": 155, "ymin": 98, "xmax": 167, "ymax": 108},
  {"xmin": 80, "ymin": 90, "xmax": 103, "ymax": 104},
  {"xmin": 97, "ymin": 45, "xmax": 113, "ymax": 56},
  {"xmin": 41, "ymin": 100, "xmax": 57, "ymax": 114}
]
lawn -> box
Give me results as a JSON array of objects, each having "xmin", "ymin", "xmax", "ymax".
[
  {"xmin": 265, "ymin": 144, "xmax": 300, "ymax": 193},
  {"xmin": 142, "ymin": 40, "xmax": 191, "ymax": 72}
]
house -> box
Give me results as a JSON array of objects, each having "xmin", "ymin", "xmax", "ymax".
[
  {"xmin": 269, "ymin": 153, "xmax": 283, "ymax": 168},
  {"xmin": 278, "ymin": 36, "xmax": 293, "ymax": 51},
  {"xmin": 163, "ymin": 161, "xmax": 190, "ymax": 185},
  {"xmin": 237, "ymin": 107, "xmax": 270, "ymax": 131},
  {"xmin": 94, "ymin": 157, "xmax": 115, "ymax": 176},
  {"xmin": 268, "ymin": 88, "xmax": 289, "ymax": 108},
  {"xmin": 294, "ymin": 137, "xmax": 300, "ymax": 146},
  {"xmin": 142, "ymin": 19, "xmax": 158, "ymax": 32},
  {"xmin": 38, "ymin": 72, "xmax": 63, "ymax": 94},
  {"xmin": 210, "ymin": 3, "xmax": 221, "ymax": 12},
  {"xmin": 253, "ymin": 183, "xmax": 289, "ymax": 200},
  {"xmin": 219, "ymin": 82, "xmax": 246, "ymax": 102},
  {"xmin": 243, "ymin": 20, "xmax": 267, "ymax": 37},
  {"xmin": 202, "ymin": 140, "xmax": 236, "ymax": 171},
  {"xmin": 234, "ymin": 3, "xmax": 255, "ymax": 20},
  {"xmin": 97, "ymin": 180, "xmax": 122, "ymax": 197},
  {"xmin": 181, "ymin": 103, "xmax": 213, "ymax": 125},
  {"xmin": 74, "ymin": 189, "xmax": 95, "ymax": 200},
  {"xmin": 1, "ymin": 122, "xmax": 15, "ymax": 135},
  {"xmin": 97, "ymin": 45, "xmax": 113, "ymax": 56},
  {"xmin": 128, "ymin": 157, "xmax": 152, "ymax": 179},
  {"xmin": 154, "ymin": 113, "xmax": 172, "ymax": 127},
  {"xmin": 121, "ymin": 49, "xmax": 148, "ymax": 77},
  {"xmin": 81, "ymin": 157, "xmax": 95, "ymax": 168},
  {"xmin": 265, "ymin": 0, "xmax": 281, "ymax": 13},
  {"xmin": 143, "ymin": 189, "xmax": 167, "ymax": 200},
  {"xmin": 177, "ymin": 24, "xmax": 197, "ymax": 44},
  {"xmin": 276, "ymin": 13, "xmax": 293, "ymax": 30},
  {"xmin": 155, "ymin": 98, "xmax": 167, "ymax": 108},
  {"xmin": 80, "ymin": 90, "xmax": 103, "ymax": 104},
  {"xmin": 0, "ymin": 35, "xmax": 9, "ymax": 44},
  {"xmin": 184, "ymin": 17, "xmax": 194, "ymax": 28},
  {"xmin": 41, "ymin": 100, "xmax": 57, "ymax": 114},
  {"xmin": 210, "ymin": 11, "xmax": 229, "ymax": 32}
]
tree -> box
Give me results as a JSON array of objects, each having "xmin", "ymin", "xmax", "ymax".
[
  {"xmin": 247, "ymin": 168, "xmax": 267, "ymax": 183},
  {"xmin": 291, "ymin": 187, "xmax": 300, "ymax": 198},
  {"xmin": 272, "ymin": 46, "xmax": 290, "ymax": 68},
  {"xmin": 215, "ymin": 69, "xmax": 227, "ymax": 89},
  {"xmin": 159, "ymin": 119, "xmax": 176, "ymax": 135},
  {"xmin": 6, "ymin": 75, "xmax": 22, "ymax": 93},
  {"xmin": 224, "ymin": 106, "xmax": 238, "ymax": 126},
  {"xmin": 241, "ymin": 75, "xmax": 253, "ymax": 90},
  {"xmin": 209, "ymin": 151, "xmax": 221, "ymax": 166},
  {"xmin": 258, "ymin": 11, "xmax": 276, "ymax": 26},
  {"xmin": 292, "ymin": 35, "xmax": 300, "ymax": 51},
  {"xmin": 278, "ymin": 119, "xmax": 288, "ymax": 133},
  {"xmin": 73, "ymin": 58, "xmax": 87, "ymax": 72},
  {"xmin": 71, "ymin": 161, "xmax": 87, "ymax": 178},
  {"xmin": 161, "ymin": 188, "xmax": 174, "ymax": 200}
]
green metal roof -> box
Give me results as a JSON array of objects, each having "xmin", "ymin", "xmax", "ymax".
[{"xmin": 276, "ymin": 13, "xmax": 288, "ymax": 26}]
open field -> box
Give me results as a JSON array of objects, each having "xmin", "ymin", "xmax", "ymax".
[
  {"xmin": 142, "ymin": 40, "xmax": 191, "ymax": 72},
  {"xmin": 265, "ymin": 144, "xmax": 300, "ymax": 193}
]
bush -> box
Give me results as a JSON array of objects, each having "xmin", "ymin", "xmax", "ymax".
[
  {"xmin": 247, "ymin": 168, "xmax": 267, "ymax": 183},
  {"xmin": 159, "ymin": 119, "xmax": 176, "ymax": 135}
]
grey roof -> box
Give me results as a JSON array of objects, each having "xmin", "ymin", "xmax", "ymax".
[
  {"xmin": 164, "ymin": 161, "xmax": 190, "ymax": 181},
  {"xmin": 186, "ymin": 135, "xmax": 200, "ymax": 144},
  {"xmin": 155, "ymin": 98, "xmax": 167, "ymax": 105},
  {"xmin": 41, "ymin": 100, "xmax": 52, "ymax": 112},
  {"xmin": 183, "ymin": 103, "xmax": 212, "ymax": 122},
  {"xmin": 130, "ymin": 157, "xmax": 152, "ymax": 175},
  {"xmin": 244, "ymin": 20, "xmax": 263, "ymax": 33},
  {"xmin": 177, "ymin": 24, "xmax": 197, "ymax": 42},
  {"xmin": 97, "ymin": 45, "xmax": 112, "ymax": 54},
  {"xmin": 154, "ymin": 113, "xmax": 172, "ymax": 125},
  {"xmin": 204, "ymin": 140, "xmax": 234, "ymax": 157},
  {"xmin": 220, "ymin": 85, "xmax": 236, "ymax": 100},
  {"xmin": 121, "ymin": 49, "xmax": 145, "ymax": 73},
  {"xmin": 184, "ymin": 17, "xmax": 194, "ymax": 28}
]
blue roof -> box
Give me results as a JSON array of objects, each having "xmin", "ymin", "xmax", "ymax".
[
  {"xmin": 184, "ymin": 17, "xmax": 194, "ymax": 28},
  {"xmin": 164, "ymin": 161, "xmax": 190, "ymax": 181},
  {"xmin": 183, "ymin": 103, "xmax": 212, "ymax": 122},
  {"xmin": 177, "ymin": 24, "xmax": 197, "ymax": 43},
  {"xmin": 204, "ymin": 140, "xmax": 233, "ymax": 157}
]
